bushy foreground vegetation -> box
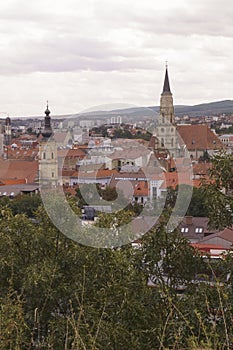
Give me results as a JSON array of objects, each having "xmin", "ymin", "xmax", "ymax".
[
  {"xmin": 0, "ymin": 205, "xmax": 233, "ymax": 349},
  {"xmin": 0, "ymin": 152, "xmax": 232, "ymax": 349}
]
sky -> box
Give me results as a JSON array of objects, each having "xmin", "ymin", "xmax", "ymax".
[{"xmin": 0, "ymin": 0, "xmax": 233, "ymax": 117}]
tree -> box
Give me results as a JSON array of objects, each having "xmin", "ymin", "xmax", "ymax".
[
  {"xmin": 98, "ymin": 185, "xmax": 118, "ymax": 201},
  {"xmin": 0, "ymin": 289, "xmax": 28, "ymax": 350},
  {"xmin": 203, "ymin": 151, "xmax": 233, "ymax": 229},
  {"xmin": 9, "ymin": 194, "xmax": 42, "ymax": 217},
  {"xmin": 166, "ymin": 185, "xmax": 208, "ymax": 217},
  {"xmin": 0, "ymin": 197, "xmax": 233, "ymax": 348}
]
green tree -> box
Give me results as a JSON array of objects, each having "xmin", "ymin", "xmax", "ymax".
[
  {"xmin": 1, "ymin": 198, "xmax": 233, "ymax": 349},
  {"xmin": 166, "ymin": 185, "xmax": 208, "ymax": 217},
  {"xmin": 0, "ymin": 289, "xmax": 28, "ymax": 350},
  {"xmin": 203, "ymin": 151, "xmax": 233, "ymax": 229},
  {"xmin": 9, "ymin": 194, "xmax": 42, "ymax": 217}
]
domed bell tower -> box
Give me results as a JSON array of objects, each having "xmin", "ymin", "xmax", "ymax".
[{"xmin": 39, "ymin": 103, "xmax": 58, "ymax": 187}]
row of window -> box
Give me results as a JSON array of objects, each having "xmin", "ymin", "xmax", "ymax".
[
  {"xmin": 43, "ymin": 152, "xmax": 54, "ymax": 159},
  {"xmin": 160, "ymin": 127, "xmax": 174, "ymax": 132},
  {"xmin": 181, "ymin": 227, "xmax": 203, "ymax": 233}
]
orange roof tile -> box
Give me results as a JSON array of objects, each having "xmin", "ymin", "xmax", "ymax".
[
  {"xmin": 177, "ymin": 124, "xmax": 224, "ymax": 150},
  {"xmin": 71, "ymin": 169, "xmax": 118, "ymax": 179},
  {"xmin": 62, "ymin": 170, "xmax": 77, "ymax": 177},
  {"xmin": 0, "ymin": 159, "xmax": 38, "ymax": 184},
  {"xmin": 134, "ymin": 181, "xmax": 149, "ymax": 196},
  {"xmin": 191, "ymin": 243, "xmax": 226, "ymax": 250},
  {"xmin": 162, "ymin": 171, "xmax": 193, "ymax": 189},
  {"xmin": 193, "ymin": 162, "xmax": 212, "ymax": 175},
  {"xmin": 58, "ymin": 148, "xmax": 86, "ymax": 158},
  {"xmin": 0, "ymin": 179, "xmax": 26, "ymax": 186},
  {"xmin": 6, "ymin": 147, "xmax": 39, "ymax": 160}
]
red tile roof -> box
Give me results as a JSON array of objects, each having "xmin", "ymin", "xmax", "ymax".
[
  {"xmin": 177, "ymin": 124, "xmax": 224, "ymax": 150},
  {"xmin": 134, "ymin": 181, "xmax": 149, "ymax": 196},
  {"xmin": 71, "ymin": 169, "xmax": 118, "ymax": 179},
  {"xmin": 61, "ymin": 170, "xmax": 77, "ymax": 177},
  {"xmin": 6, "ymin": 147, "xmax": 39, "ymax": 160},
  {"xmin": 162, "ymin": 171, "xmax": 194, "ymax": 189},
  {"xmin": 0, "ymin": 179, "xmax": 26, "ymax": 186},
  {"xmin": 0, "ymin": 159, "xmax": 38, "ymax": 184},
  {"xmin": 191, "ymin": 243, "xmax": 226, "ymax": 250},
  {"xmin": 193, "ymin": 162, "xmax": 212, "ymax": 175},
  {"xmin": 58, "ymin": 148, "xmax": 86, "ymax": 158}
]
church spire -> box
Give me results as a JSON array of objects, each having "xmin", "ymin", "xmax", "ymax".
[
  {"xmin": 162, "ymin": 63, "xmax": 171, "ymax": 94},
  {"xmin": 42, "ymin": 101, "xmax": 53, "ymax": 138}
]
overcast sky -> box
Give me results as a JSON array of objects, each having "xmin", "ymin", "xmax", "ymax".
[{"xmin": 0, "ymin": 0, "xmax": 233, "ymax": 116}]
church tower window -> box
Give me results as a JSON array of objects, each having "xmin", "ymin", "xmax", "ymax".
[{"xmin": 162, "ymin": 113, "xmax": 165, "ymax": 124}]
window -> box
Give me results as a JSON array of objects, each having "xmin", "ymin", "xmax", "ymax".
[
  {"xmin": 195, "ymin": 228, "xmax": 203, "ymax": 233},
  {"xmin": 43, "ymin": 152, "xmax": 46, "ymax": 159},
  {"xmin": 51, "ymin": 152, "xmax": 54, "ymax": 159},
  {"xmin": 152, "ymin": 187, "xmax": 157, "ymax": 199},
  {"xmin": 181, "ymin": 227, "xmax": 189, "ymax": 233},
  {"xmin": 52, "ymin": 172, "xmax": 54, "ymax": 178}
]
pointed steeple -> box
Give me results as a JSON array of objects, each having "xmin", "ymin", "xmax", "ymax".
[
  {"xmin": 162, "ymin": 64, "xmax": 171, "ymax": 94},
  {"xmin": 42, "ymin": 101, "xmax": 53, "ymax": 138}
]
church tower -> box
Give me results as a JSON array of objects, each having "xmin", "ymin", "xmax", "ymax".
[
  {"xmin": 153, "ymin": 65, "xmax": 180, "ymax": 158},
  {"xmin": 4, "ymin": 116, "xmax": 12, "ymax": 146},
  {"xmin": 39, "ymin": 103, "xmax": 58, "ymax": 187}
]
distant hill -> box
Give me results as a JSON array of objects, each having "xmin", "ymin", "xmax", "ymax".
[
  {"xmin": 174, "ymin": 100, "xmax": 233, "ymax": 117},
  {"xmin": 72, "ymin": 100, "xmax": 233, "ymax": 120},
  {"xmin": 13, "ymin": 99, "xmax": 233, "ymax": 120}
]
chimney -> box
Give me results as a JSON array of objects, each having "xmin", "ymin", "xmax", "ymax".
[{"xmin": 185, "ymin": 216, "xmax": 193, "ymax": 225}]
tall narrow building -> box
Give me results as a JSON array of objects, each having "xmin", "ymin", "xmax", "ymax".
[
  {"xmin": 0, "ymin": 133, "xmax": 4, "ymax": 157},
  {"xmin": 39, "ymin": 104, "xmax": 58, "ymax": 187},
  {"xmin": 153, "ymin": 66, "xmax": 180, "ymax": 158},
  {"xmin": 4, "ymin": 116, "xmax": 12, "ymax": 146}
]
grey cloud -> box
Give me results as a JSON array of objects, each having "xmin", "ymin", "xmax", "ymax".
[
  {"xmin": 0, "ymin": 29, "xmax": 162, "ymax": 75},
  {"xmin": 130, "ymin": 5, "xmax": 233, "ymax": 38}
]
